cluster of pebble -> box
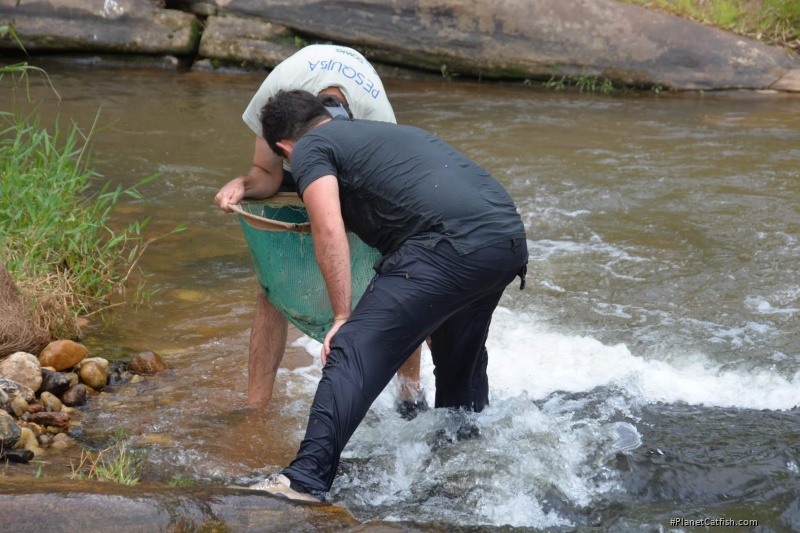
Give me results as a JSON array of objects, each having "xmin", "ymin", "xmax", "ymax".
[{"xmin": 0, "ymin": 340, "xmax": 168, "ymax": 463}]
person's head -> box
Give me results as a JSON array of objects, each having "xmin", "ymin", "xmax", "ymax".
[{"xmin": 260, "ymin": 89, "xmax": 350, "ymax": 159}]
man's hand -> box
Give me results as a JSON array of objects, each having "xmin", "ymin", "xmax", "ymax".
[
  {"xmin": 215, "ymin": 177, "xmax": 247, "ymax": 213},
  {"xmin": 321, "ymin": 316, "xmax": 348, "ymax": 366},
  {"xmin": 214, "ymin": 136, "xmax": 285, "ymax": 213}
]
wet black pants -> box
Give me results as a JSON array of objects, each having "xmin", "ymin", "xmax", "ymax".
[{"xmin": 282, "ymin": 238, "xmax": 528, "ymax": 493}]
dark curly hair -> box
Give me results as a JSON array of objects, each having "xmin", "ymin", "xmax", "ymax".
[{"xmin": 260, "ymin": 90, "xmax": 334, "ymax": 158}]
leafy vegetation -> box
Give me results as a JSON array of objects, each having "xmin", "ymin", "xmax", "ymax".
[
  {"xmin": 620, "ymin": 0, "xmax": 800, "ymax": 50},
  {"xmin": 0, "ymin": 55, "xmax": 185, "ymax": 344},
  {"xmin": 169, "ymin": 475, "xmax": 195, "ymax": 487},
  {"xmin": 440, "ymin": 64, "xmax": 460, "ymax": 82},
  {"xmin": 540, "ymin": 69, "xmax": 617, "ymax": 94},
  {"xmin": 0, "ymin": 107, "xmax": 178, "ymax": 338},
  {"xmin": 70, "ymin": 429, "xmax": 150, "ymax": 485}
]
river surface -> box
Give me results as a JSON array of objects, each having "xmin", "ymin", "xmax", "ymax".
[{"xmin": 3, "ymin": 59, "xmax": 800, "ymax": 532}]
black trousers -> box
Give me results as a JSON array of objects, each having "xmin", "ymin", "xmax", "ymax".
[{"xmin": 282, "ymin": 238, "xmax": 528, "ymax": 493}]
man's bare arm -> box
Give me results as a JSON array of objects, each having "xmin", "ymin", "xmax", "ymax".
[
  {"xmin": 215, "ymin": 136, "xmax": 285, "ymax": 212},
  {"xmin": 303, "ymin": 175, "xmax": 352, "ymax": 363}
]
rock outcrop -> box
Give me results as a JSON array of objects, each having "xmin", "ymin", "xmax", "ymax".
[
  {"xmin": 1, "ymin": 1, "xmax": 799, "ymax": 89},
  {"xmin": 0, "ymin": 0, "xmax": 800, "ymax": 92},
  {"xmin": 0, "ymin": 0, "xmax": 200, "ymax": 54},
  {"xmin": 0, "ymin": 479, "xmax": 364, "ymax": 533},
  {"xmin": 191, "ymin": 0, "xmax": 800, "ymax": 91}
]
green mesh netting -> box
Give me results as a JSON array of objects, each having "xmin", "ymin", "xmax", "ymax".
[{"xmin": 236, "ymin": 200, "xmax": 381, "ymax": 342}]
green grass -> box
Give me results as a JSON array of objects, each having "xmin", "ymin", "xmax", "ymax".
[
  {"xmin": 761, "ymin": 0, "xmax": 800, "ymax": 41},
  {"xmin": 0, "ymin": 109, "xmax": 158, "ymax": 332},
  {"xmin": 542, "ymin": 71, "xmax": 617, "ymax": 94},
  {"xmin": 0, "ymin": 61, "xmax": 185, "ymax": 340},
  {"xmin": 70, "ymin": 429, "xmax": 149, "ymax": 485},
  {"xmin": 620, "ymin": 0, "xmax": 800, "ymax": 47},
  {"xmin": 169, "ymin": 475, "xmax": 195, "ymax": 487}
]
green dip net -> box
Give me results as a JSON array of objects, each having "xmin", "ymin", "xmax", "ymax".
[{"xmin": 234, "ymin": 198, "xmax": 381, "ymax": 342}]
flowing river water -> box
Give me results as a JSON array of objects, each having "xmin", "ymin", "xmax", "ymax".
[{"xmin": 2, "ymin": 60, "xmax": 800, "ymax": 531}]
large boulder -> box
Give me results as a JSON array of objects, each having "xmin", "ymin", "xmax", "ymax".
[
  {"xmin": 0, "ymin": 479, "xmax": 366, "ymax": 533},
  {"xmin": 196, "ymin": 0, "xmax": 800, "ymax": 91},
  {"xmin": 2, "ymin": 0, "xmax": 799, "ymax": 90},
  {"xmin": 0, "ymin": 0, "xmax": 200, "ymax": 55},
  {"xmin": 198, "ymin": 14, "xmax": 299, "ymax": 67}
]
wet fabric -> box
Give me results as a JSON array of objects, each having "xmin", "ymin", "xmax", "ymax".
[
  {"xmin": 282, "ymin": 238, "xmax": 529, "ymax": 493},
  {"xmin": 291, "ymin": 117, "xmax": 528, "ymax": 257}
]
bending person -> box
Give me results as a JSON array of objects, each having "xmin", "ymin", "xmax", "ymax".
[
  {"xmin": 251, "ymin": 90, "xmax": 529, "ymax": 502},
  {"xmin": 214, "ymin": 45, "xmax": 426, "ymax": 417}
]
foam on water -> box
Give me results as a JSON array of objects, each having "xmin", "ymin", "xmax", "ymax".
[
  {"xmin": 487, "ymin": 307, "xmax": 800, "ymax": 411},
  {"xmin": 329, "ymin": 392, "xmax": 623, "ymax": 527},
  {"xmin": 289, "ymin": 304, "xmax": 800, "ymax": 527}
]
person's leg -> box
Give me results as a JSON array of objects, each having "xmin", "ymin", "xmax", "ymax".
[
  {"xmin": 394, "ymin": 344, "xmax": 428, "ymax": 420},
  {"xmin": 427, "ymin": 240, "xmax": 527, "ymax": 411},
  {"xmin": 281, "ymin": 305, "xmax": 430, "ymax": 493},
  {"xmin": 396, "ymin": 346, "xmax": 423, "ymax": 401},
  {"xmin": 281, "ymin": 245, "xmax": 447, "ymax": 493},
  {"xmin": 247, "ymin": 290, "xmax": 288, "ymax": 407},
  {"xmin": 280, "ymin": 240, "xmax": 526, "ymax": 493},
  {"xmin": 428, "ymin": 289, "xmax": 504, "ymax": 412}
]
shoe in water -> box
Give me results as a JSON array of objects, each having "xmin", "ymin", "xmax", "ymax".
[
  {"xmin": 396, "ymin": 396, "xmax": 429, "ymax": 421},
  {"xmin": 430, "ymin": 408, "xmax": 482, "ymax": 448},
  {"xmin": 456, "ymin": 423, "xmax": 481, "ymax": 441},
  {"xmin": 248, "ymin": 473, "xmax": 320, "ymax": 503}
]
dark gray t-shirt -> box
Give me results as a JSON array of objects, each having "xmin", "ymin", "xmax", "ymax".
[{"xmin": 291, "ymin": 117, "xmax": 527, "ymax": 256}]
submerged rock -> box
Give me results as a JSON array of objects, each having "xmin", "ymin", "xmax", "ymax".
[
  {"xmin": 0, "ymin": 480, "xmax": 364, "ymax": 533},
  {"xmin": 130, "ymin": 351, "xmax": 169, "ymax": 374},
  {"xmin": 0, "ymin": 448, "xmax": 34, "ymax": 463}
]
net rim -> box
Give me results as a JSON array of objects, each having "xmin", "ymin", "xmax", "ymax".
[{"xmin": 230, "ymin": 194, "xmax": 311, "ymax": 233}]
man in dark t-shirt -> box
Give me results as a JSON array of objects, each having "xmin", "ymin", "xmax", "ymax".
[
  {"xmin": 292, "ymin": 114, "xmax": 525, "ymax": 256},
  {"xmin": 249, "ymin": 89, "xmax": 528, "ymax": 502}
]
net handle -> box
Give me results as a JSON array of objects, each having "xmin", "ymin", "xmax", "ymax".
[{"xmin": 229, "ymin": 196, "xmax": 312, "ymax": 234}]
